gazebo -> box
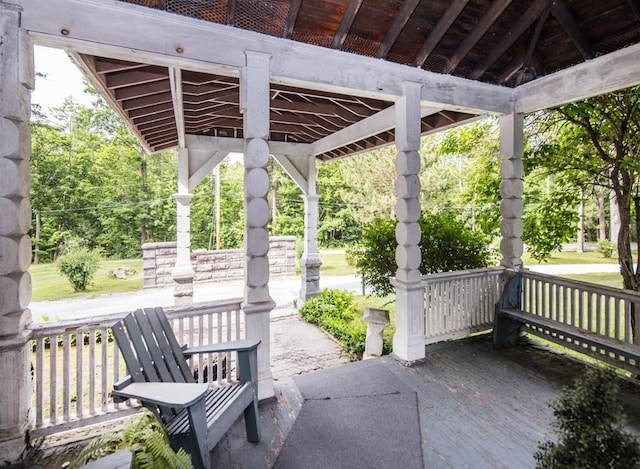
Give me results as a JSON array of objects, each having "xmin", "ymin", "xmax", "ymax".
[{"xmin": 2, "ymin": 0, "xmax": 640, "ymax": 462}]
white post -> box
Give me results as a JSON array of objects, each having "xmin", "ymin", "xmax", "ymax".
[
  {"xmin": 172, "ymin": 147, "xmax": 195, "ymax": 305},
  {"xmin": 499, "ymin": 113, "xmax": 525, "ymax": 270},
  {"xmin": 300, "ymin": 156, "xmax": 322, "ymax": 300},
  {"xmin": 391, "ymin": 81, "xmax": 425, "ymax": 362},
  {"xmin": 0, "ymin": 5, "xmax": 34, "ymax": 461},
  {"xmin": 242, "ymin": 50, "xmax": 274, "ymax": 401}
]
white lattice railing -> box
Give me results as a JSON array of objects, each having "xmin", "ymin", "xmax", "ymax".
[
  {"xmin": 28, "ymin": 300, "xmax": 244, "ymax": 438},
  {"xmin": 421, "ymin": 267, "xmax": 506, "ymax": 344}
]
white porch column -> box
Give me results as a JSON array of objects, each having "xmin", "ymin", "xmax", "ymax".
[
  {"xmin": 0, "ymin": 5, "xmax": 34, "ymax": 461},
  {"xmin": 300, "ymin": 156, "xmax": 322, "ymax": 300},
  {"xmin": 391, "ymin": 82, "xmax": 425, "ymax": 362},
  {"xmin": 172, "ymin": 147, "xmax": 195, "ymax": 305},
  {"xmin": 499, "ymin": 113, "xmax": 524, "ymax": 270},
  {"xmin": 242, "ymin": 51, "xmax": 274, "ymax": 400}
]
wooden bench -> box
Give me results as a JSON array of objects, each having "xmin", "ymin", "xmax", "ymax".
[
  {"xmin": 493, "ymin": 273, "xmax": 640, "ymax": 366},
  {"xmin": 111, "ymin": 307, "xmax": 260, "ymax": 469}
]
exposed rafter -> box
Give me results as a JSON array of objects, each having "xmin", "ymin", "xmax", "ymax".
[
  {"xmin": 445, "ymin": 0, "xmax": 514, "ymax": 74},
  {"xmin": 375, "ymin": 0, "xmax": 420, "ymax": 59},
  {"xmin": 413, "ymin": 0, "xmax": 470, "ymax": 67},
  {"xmin": 283, "ymin": 0, "xmax": 303, "ymax": 39},
  {"xmin": 331, "ymin": 0, "xmax": 364, "ymax": 49},
  {"xmin": 470, "ymin": 0, "xmax": 551, "ymax": 80},
  {"xmin": 551, "ymin": 0, "xmax": 593, "ymax": 59}
]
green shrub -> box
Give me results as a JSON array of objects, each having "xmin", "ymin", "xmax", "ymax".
[
  {"xmin": 598, "ymin": 239, "xmax": 616, "ymax": 258},
  {"xmin": 353, "ymin": 212, "xmax": 492, "ymax": 296},
  {"xmin": 300, "ymin": 289, "xmax": 391, "ymax": 357},
  {"xmin": 534, "ymin": 367, "xmax": 640, "ymax": 468},
  {"xmin": 56, "ymin": 248, "xmax": 101, "ymax": 292}
]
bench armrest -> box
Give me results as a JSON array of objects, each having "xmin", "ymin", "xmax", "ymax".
[
  {"xmin": 112, "ymin": 382, "xmax": 208, "ymax": 408},
  {"xmin": 182, "ymin": 338, "xmax": 260, "ymax": 358}
]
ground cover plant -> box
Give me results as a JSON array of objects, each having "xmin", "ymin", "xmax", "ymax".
[{"xmin": 299, "ymin": 289, "xmax": 393, "ymax": 358}]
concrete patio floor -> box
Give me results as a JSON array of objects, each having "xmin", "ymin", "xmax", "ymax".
[{"xmin": 214, "ymin": 333, "xmax": 640, "ymax": 469}]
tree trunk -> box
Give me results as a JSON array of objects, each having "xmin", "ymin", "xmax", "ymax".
[
  {"xmin": 610, "ymin": 189, "xmax": 621, "ymax": 245},
  {"xmin": 577, "ymin": 198, "xmax": 584, "ymax": 253},
  {"xmin": 598, "ymin": 188, "xmax": 607, "ymax": 241}
]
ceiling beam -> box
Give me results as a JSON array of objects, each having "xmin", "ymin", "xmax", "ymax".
[
  {"xmin": 627, "ymin": 0, "xmax": 640, "ymax": 26},
  {"xmin": 311, "ymin": 104, "xmax": 442, "ymax": 157},
  {"xmin": 331, "ymin": 0, "xmax": 364, "ymax": 49},
  {"xmin": 445, "ymin": 0, "xmax": 514, "ymax": 74},
  {"xmin": 169, "ymin": 67, "xmax": 186, "ymax": 147},
  {"xmin": 514, "ymin": 41, "xmax": 640, "ymax": 113},
  {"xmin": 17, "ymin": 0, "xmax": 512, "ymax": 114},
  {"xmin": 283, "ymin": 0, "xmax": 303, "ymax": 39},
  {"xmin": 375, "ymin": 0, "xmax": 420, "ymax": 59},
  {"xmin": 68, "ymin": 52, "xmax": 154, "ymax": 153},
  {"xmin": 551, "ymin": 0, "xmax": 592, "ymax": 59},
  {"xmin": 470, "ymin": 0, "xmax": 551, "ymax": 80},
  {"xmin": 184, "ymin": 134, "xmax": 312, "ymax": 157},
  {"xmin": 413, "ymin": 0, "xmax": 469, "ymax": 67}
]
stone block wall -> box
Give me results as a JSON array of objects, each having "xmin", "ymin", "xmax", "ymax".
[{"xmin": 142, "ymin": 236, "xmax": 296, "ymax": 288}]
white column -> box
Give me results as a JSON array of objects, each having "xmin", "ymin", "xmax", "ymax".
[
  {"xmin": 172, "ymin": 147, "xmax": 195, "ymax": 305},
  {"xmin": 391, "ymin": 82, "xmax": 425, "ymax": 362},
  {"xmin": 499, "ymin": 113, "xmax": 524, "ymax": 270},
  {"xmin": 242, "ymin": 51, "xmax": 274, "ymax": 400},
  {"xmin": 0, "ymin": 5, "xmax": 34, "ymax": 461},
  {"xmin": 300, "ymin": 156, "xmax": 322, "ymax": 300}
]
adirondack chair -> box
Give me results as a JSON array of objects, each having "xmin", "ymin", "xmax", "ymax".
[{"xmin": 111, "ymin": 307, "xmax": 260, "ymax": 469}]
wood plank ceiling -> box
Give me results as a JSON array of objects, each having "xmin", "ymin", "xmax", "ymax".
[{"xmin": 76, "ymin": 0, "xmax": 640, "ymax": 160}]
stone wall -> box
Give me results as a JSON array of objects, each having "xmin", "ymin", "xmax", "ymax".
[{"xmin": 142, "ymin": 236, "xmax": 296, "ymax": 288}]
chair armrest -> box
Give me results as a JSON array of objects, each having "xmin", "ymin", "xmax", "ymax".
[
  {"xmin": 112, "ymin": 382, "xmax": 208, "ymax": 408},
  {"xmin": 183, "ymin": 338, "xmax": 260, "ymax": 357}
]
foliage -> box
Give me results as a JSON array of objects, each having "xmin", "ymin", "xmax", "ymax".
[
  {"xmin": 56, "ymin": 247, "xmax": 101, "ymax": 292},
  {"xmin": 523, "ymin": 186, "xmax": 579, "ymax": 262},
  {"xmin": 534, "ymin": 368, "xmax": 640, "ymax": 469},
  {"xmin": 299, "ymin": 289, "xmax": 391, "ymax": 356},
  {"xmin": 598, "ymin": 239, "xmax": 616, "ymax": 258},
  {"xmin": 70, "ymin": 408, "xmax": 193, "ymax": 469},
  {"xmin": 354, "ymin": 212, "xmax": 492, "ymax": 296}
]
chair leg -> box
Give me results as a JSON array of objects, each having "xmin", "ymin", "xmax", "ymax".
[
  {"xmin": 187, "ymin": 398, "xmax": 209, "ymax": 469},
  {"xmin": 244, "ymin": 399, "xmax": 260, "ymax": 443}
]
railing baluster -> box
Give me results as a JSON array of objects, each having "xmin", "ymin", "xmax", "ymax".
[
  {"xmin": 63, "ymin": 333, "xmax": 71, "ymax": 422},
  {"xmin": 49, "ymin": 335, "xmax": 57, "ymax": 425},
  {"xmin": 89, "ymin": 330, "xmax": 96, "ymax": 415},
  {"xmin": 35, "ymin": 338, "xmax": 44, "ymax": 427},
  {"xmin": 76, "ymin": 332, "xmax": 83, "ymax": 418}
]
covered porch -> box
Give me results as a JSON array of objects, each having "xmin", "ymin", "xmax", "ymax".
[{"xmin": 3, "ymin": 0, "xmax": 640, "ymax": 465}]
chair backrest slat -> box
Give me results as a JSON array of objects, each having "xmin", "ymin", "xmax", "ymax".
[
  {"xmin": 111, "ymin": 321, "xmax": 144, "ymax": 382},
  {"xmin": 122, "ymin": 312, "xmax": 163, "ymax": 382},
  {"xmin": 130, "ymin": 309, "xmax": 176, "ymax": 383},
  {"xmin": 151, "ymin": 306, "xmax": 195, "ymax": 383}
]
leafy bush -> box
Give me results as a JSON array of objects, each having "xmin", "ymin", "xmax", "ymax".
[
  {"xmin": 56, "ymin": 248, "xmax": 101, "ymax": 291},
  {"xmin": 300, "ymin": 289, "xmax": 392, "ymax": 357},
  {"xmin": 71, "ymin": 408, "xmax": 193, "ymax": 468},
  {"xmin": 598, "ymin": 239, "xmax": 616, "ymax": 258},
  {"xmin": 353, "ymin": 212, "xmax": 491, "ymax": 296},
  {"xmin": 534, "ymin": 367, "xmax": 640, "ymax": 469}
]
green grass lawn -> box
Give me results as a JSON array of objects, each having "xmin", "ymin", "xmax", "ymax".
[
  {"xmin": 522, "ymin": 249, "xmax": 616, "ymax": 265},
  {"xmin": 30, "ymin": 259, "xmax": 143, "ymax": 302}
]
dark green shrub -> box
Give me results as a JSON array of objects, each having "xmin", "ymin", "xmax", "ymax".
[
  {"xmin": 300, "ymin": 289, "xmax": 392, "ymax": 357},
  {"xmin": 56, "ymin": 248, "xmax": 101, "ymax": 291},
  {"xmin": 534, "ymin": 367, "xmax": 640, "ymax": 469},
  {"xmin": 353, "ymin": 212, "xmax": 492, "ymax": 296}
]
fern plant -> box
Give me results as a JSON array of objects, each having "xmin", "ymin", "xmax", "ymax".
[{"xmin": 70, "ymin": 408, "xmax": 194, "ymax": 469}]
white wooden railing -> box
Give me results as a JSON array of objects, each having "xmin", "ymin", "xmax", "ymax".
[
  {"xmin": 421, "ymin": 267, "xmax": 506, "ymax": 344},
  {"xmin": 520, "ymin": 271, "xmax": 640, "ymax": 372},
  {"xmin": 28, "ymin": 299, "xmax": 244, "ymax": 438}
]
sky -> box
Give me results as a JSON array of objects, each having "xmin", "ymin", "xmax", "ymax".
[{"xmin": 32, "ymin": 45, "xmax": 94, "ymax": 112}]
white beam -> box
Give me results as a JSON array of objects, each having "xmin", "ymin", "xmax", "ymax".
[
  {"xmin": 169, "ymin": 67, "xmax": 186, "ymax": 148},
  {"xmin": 16, "ymin": 0, "xmax": 513, "ymax": 114},
  {"xmin": 514, "ymin": 42, "xmax": 640, "ymax": 114},
  {"xmin": 187, "ymin": 150, "xmax": 228, "ymax": 191},
  {"xmin": 312, "ymin": 104, "xmax": 442, "ymax": 157},
  {"xmin": 185, "ymin": 134, "xmax": 312, "ymax": 157},
  {"xmin": 273, "ymin": 154, "xmax": 309, "ymax": 193}
]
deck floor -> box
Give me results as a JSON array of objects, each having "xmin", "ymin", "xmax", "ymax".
[{"xmin": 214, "ymin": 334, "xmax": 640, "ymax": 469}]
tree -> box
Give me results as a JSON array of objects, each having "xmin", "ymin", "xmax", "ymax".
[
  {"xmin": 534, "ymin": 368, "xmax": 640, "ymax": 469},
  {"xmin": 532, "ymin": 87, "xmax": 640, "ymax": 291}
]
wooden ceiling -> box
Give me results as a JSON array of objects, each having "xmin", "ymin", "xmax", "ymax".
[{"xmin": 73, "ymin": 0, "xmax": 640, "ymax": 159}]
